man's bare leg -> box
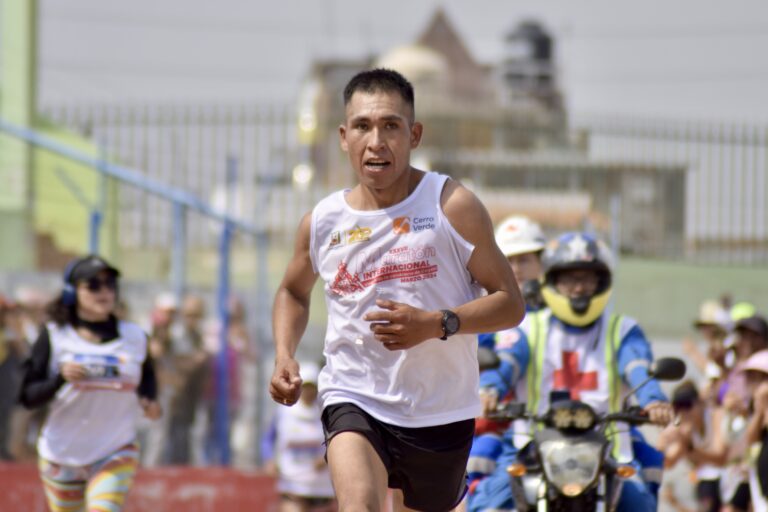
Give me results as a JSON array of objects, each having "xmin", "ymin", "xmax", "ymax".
[
  {"xmin": 391, "ymin": 489, "xmax": 419, "ymax": 512},
  {"xmin": 328, "ymin": 431, "xmax": 389, "ymax": 512},
  {"xmin": 450, "ymin": 497, "xmax": 467, "ymax": 512}
]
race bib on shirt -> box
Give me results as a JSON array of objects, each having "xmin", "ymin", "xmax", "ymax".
[{"xmin": 64, "ymin": 353, "xmax": 136, "ymax": 391}]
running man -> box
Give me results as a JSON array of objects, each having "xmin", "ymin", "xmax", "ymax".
[{"xmin": 270, "ymin": 68, "xmax": 525, "ymax": 512}]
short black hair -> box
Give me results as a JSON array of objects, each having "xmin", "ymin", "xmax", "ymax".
[{"xmin": 343, "ymin": 68, "xmax": 415, "ymax": 114}]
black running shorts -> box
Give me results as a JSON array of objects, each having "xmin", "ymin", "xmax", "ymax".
[{"xmin": 321, "ymin": 402, "xmax": 475, "ymax": 512}]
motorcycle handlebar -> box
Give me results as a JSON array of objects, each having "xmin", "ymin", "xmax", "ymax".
[
  {"xmin": 602, "ymin": 408, "xmax": 650, "ymax": 426},
  {"xmin": 486, "ymin": 403, "xmax": 650, "ymax": 426}
]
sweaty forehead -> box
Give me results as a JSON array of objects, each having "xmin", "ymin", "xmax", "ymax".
[{"xmin": 345, "ymin": 91, "xmax": 413, "ymax": 121}]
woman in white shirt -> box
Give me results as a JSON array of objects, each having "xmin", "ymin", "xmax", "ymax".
[{"xmin": 19, "ymin": 255, "xmax": 161, "ymax": 512}]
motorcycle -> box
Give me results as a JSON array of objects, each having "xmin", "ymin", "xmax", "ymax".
[{"xmin": 478, "ymin": 350, "xmax": 685, "ymax": 511}]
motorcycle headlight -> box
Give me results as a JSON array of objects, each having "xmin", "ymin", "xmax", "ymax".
[
  {"xmin": 549, "ymin": 403, "xmax": 597, "ymax": 430},
  {"xmin": 539, "ymin": 440, "xmax": 602, "ymax": 496}
]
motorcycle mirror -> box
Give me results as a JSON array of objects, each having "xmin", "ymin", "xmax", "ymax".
[
  {"xmin": 650, "ymin": 358, "xmax": 686, "ymax": 381},
  {"xmin": 478, "ymin": 347, "xmax": 501, "ymax": 371},
  {"xmin": 623, "ymin": 357, "xmax": 687, "ymax": 409}
]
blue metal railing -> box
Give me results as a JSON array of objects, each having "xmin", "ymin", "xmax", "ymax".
[
  {"xmin": 0, "ymin": 118, "xmax": 262, "ymax": 235},
  {"xmin": 1, "ymin": 117, "xmax": 270, "ymax": 466}
]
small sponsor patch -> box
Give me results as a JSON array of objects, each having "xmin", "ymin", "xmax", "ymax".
[
  {"xmin": 393, "ymin": 216, "xmax": 410, "ymax": 234},
  {"xmin": 347, "ymin": 225, "xmax": 372, "ymax": 243}
]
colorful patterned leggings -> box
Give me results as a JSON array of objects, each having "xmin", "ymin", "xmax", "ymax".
[{"xmin": 38, "ymin": 443, "xmax": 139, "ymax": 512}]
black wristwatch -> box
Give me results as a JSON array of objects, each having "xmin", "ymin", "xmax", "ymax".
[{"xmin": 440, "ymin": 309, "xmax": 460, "ymax": 340}]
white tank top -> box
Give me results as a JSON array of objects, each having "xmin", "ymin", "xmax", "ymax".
[
  {"xmin": 275, "ymin": 400, "xmax": 335, "ymax": 497},
  {"xmin": 38, "ymin": 321, "xmax": 147, "ymax": 465},
  {"xmin": 310, "ymin": 171, "xmax": 483, "ymax": 427}
]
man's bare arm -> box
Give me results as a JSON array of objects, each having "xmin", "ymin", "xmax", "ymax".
[
  {"xmin": 270, "ymin": 212, "xmax": 318, "ymax": 405},
  {"xmin": 441, "ymin": 180, "xmax": 525, "ymax": 334}
]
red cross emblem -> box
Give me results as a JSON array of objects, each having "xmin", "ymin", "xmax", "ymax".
[{"xmin": 553, "ymin": 351, "xmax": 598, "ymax": 400}]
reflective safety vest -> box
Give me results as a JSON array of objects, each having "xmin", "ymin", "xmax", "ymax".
[{"xmin": 517, "ymin": 309, "xmax": 633, "ymax": 462}]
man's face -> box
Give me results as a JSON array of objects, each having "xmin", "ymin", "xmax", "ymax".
[
  {"xmin": 554, "ymin": 269, "xmax": 600, "ymax": 299},
  {"xmin": 508, "ymin": 252, "xmax": 543, "ymax": 285},
  {"xmin": 339, "ymin": 90, "xmax": 423, "ymax": 190}
]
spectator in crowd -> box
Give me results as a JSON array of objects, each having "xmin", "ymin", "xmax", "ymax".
[
  {"xmin": 713, "ymin": 314, "xmax": 768, "ymax": 511},
  {"xmin": 264, "ymin": 361, "xmax": 336, "ymax": 512},
  {"xmin": 683, "ymin": 299, "xmax": 730, "ymax": 392},
  {"xmin": 721, "ymin": 315, "xmax": 768, "ymax": 418},
  {"xmin": 0, "ymin": 294, "xmax": 27, "ymax": 460},
  {"xmin": 138, "ymin": 292, "xmax": 180, "ymax": 466},
  {"xmin": 167, "ymin": 294, "xmax": 209, "ymax": 465},
  {"xmin": 203, "ymin": 295, "xmax": 255, "ymax": 465},
  {"xmin": 7, "ymin": 286, "xmax": 51, "ymax": 462},
  {"xmin": 659, "ymin": 380, "xmax": 728, "ymax": 512},
  {"xmin": 741, "ymin": 348, "xmax": 768, "ymax": 511},
  {"xmin": 12, "ymin": 286, "xmax": 49, "ymax": 345}
]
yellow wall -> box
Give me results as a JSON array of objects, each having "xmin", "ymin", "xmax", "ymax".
[{"xmin": 33, "ymin": 120, "xmax": 120, "ymax": 260}]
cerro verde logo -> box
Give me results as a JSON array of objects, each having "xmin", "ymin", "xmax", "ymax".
[
  {"xmin": 411, "ymin": 216, "xmax": 435, "ymax": 232},
  {"xmin": 392, "ymin": 216, "xmax": 410, "ymax": 235}
]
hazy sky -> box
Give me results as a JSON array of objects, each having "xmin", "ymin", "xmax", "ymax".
[{"xmin": 22, "ymin": 0, "xmax": 768, "ymax": 121}]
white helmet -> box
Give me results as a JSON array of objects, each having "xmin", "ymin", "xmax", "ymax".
[{"xmin": 494, "ymin": 216, "xmax": 546, "ymax": 257}]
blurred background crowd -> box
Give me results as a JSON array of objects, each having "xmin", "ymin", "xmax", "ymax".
[
  {"xmin": 1, "ymin": 252, "xmax": 767, "ymax": 511},
  {"xmin": 1, "ymin": 0, "xmax": 767, "ymax": 510},
  {"xmin": 659, "ymin": 298, "xmax": 768, "ymax": 511}
]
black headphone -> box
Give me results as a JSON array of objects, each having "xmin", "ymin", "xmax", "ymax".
[{"xmin": 61, "ymin": 258, "xmax": 82, "ymax": 306}]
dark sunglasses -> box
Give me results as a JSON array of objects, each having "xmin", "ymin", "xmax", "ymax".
[{"xmin": 81, "ymin": 276, "xmax": 117, "ymax": 292}]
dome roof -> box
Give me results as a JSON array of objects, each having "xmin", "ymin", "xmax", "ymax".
[{"xmin": 375, "ymin": 44, "xmax": 448, "ymax": 84}]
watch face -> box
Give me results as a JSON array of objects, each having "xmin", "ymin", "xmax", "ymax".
[{"xmin": 444, "ymin": 311, "xmax": 460, "ymax": 335}]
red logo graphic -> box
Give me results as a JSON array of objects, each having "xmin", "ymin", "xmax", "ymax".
[
  {"xmin": 553, "ymin": 351, "xmax": 598, "ymax": 400},
  {"xmin": 392, "ymin": 217, "xmax": 410, "ymax": 235},
  {"xmin": 330, "ymin": 262, "xmax": 365, "ymax": 296}
]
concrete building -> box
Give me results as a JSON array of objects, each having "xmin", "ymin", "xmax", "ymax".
[{"xmin": 297, "ymin": 9, "xmax": 687, "ymax": 258}]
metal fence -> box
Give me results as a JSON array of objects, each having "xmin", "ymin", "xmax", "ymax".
[
  {"xmin": 41, "ymin": 103, "xmax": 768, "ymax": 266},
  {"xmin": 576, "ymin": 115, "xmax": 768, "ymax": 265},
  {"xmin": 41, "ymin": 103, "xmax": 328, "ymax": 250}
]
